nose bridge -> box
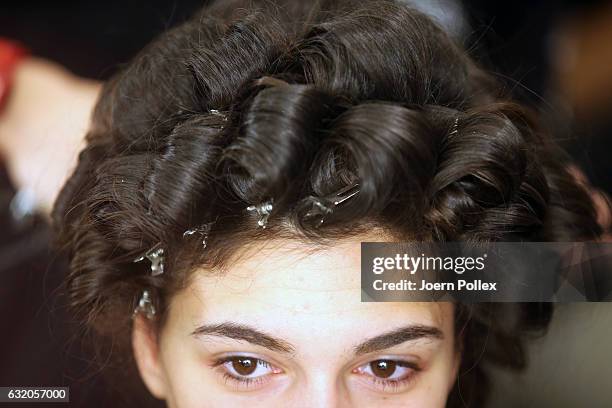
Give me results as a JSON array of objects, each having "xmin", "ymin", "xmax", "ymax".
[{"xmin": 294, "ymin": 368, "xmax": 352, "ymax": 408}]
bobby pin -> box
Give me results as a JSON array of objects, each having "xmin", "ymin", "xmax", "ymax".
[
  {"xmin": 133, "ymin": 243, "xmax": 165, "ymax": 276},
  {"xmin": 183, "ymin": 220, "xmax": 216, "ymax": 248},
  {"xmin": 302, "ymin": 183, "xmax": 360, "ymax": 227},
  {"xmin": 133, "ymin": 290, "xmax": 156, "ymax": 319},
  {"xmin": 247, "ymin": 199, "xmax": 274, "ymax": 229}
]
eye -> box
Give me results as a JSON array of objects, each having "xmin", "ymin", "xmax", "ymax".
[
  {"xmin": 213, "ymin": 356, "xmax": 283, "ymax": 391},
  {"xmin": 357, "ymin": 359, "xmax": 415, "ymax": 380},
  {"xmin": 353, "ymin": 359, "xmax": 421, "ymax": 392},
  {"xmin": 223, "ymin": 357, "xmax": 278, "ymax": 378}
]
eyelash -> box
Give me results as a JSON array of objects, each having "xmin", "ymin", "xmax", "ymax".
[
  {"xmin": 353, "ymin": 360, "xmax": 422, "ymax": 393},
  {"xmin": 212, "ymin": 357, "xmax": 280, "ymax": 390},
  {"xmin": 212, "ymin": 356, "xmax": 422, "ymax": 393}
]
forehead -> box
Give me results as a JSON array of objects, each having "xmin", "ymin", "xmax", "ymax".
[{"xmin": 168, "ymin": 236, "xmax": 452, "ymax": 339}]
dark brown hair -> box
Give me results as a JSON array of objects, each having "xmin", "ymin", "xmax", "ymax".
[{"xmin": 53, "ymin": 0, "xmax": 602, "ymax": 406}]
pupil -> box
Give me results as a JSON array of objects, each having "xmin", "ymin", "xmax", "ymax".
[
  {"xmin": 371, "ymin": 360, "xmax": 397, "ymax": 378},
  {"xmin": 232, "ymin": 358, "xmax": 257, "ymax": 376}
]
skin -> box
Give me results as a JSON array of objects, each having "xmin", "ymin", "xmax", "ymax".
[
  {"xmin": 0, "ymin": 57, "xmax": 100, "ymax": 215},
  {"xmin": 133, "ymin": 236, "xmax": 460, "ymax": 408}
]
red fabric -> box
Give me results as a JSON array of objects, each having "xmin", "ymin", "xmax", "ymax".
[{"xmin": 0, "ymin": 38, "xmax": 29, "ymax": 113}]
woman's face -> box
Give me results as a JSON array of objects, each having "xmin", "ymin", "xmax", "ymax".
[{"xmin": 133, "ymin": 236, "xmax": 459, "ymax": 408}]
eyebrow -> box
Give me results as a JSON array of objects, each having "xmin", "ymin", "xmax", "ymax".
[
  {"xmin": 353, "ymin": 325, "xmax": 444, "ymax": 355},
  {"xmin": 191, "ymin": 322, "xmax": 296, "ymax": 354},
  {"xmin": 191, "ymin": 322, "xmax": 443, "ymax": 356}
]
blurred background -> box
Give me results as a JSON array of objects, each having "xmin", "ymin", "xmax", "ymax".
[{"xmin": 1, "ymin": 0, "xmax": 611, "ymax": 407}]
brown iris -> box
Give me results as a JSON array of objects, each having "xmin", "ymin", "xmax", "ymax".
[
  {"xmin": 370, "ymin": 360, "xmax": 397, "ymax": 378},
  {"xmin": 231, "ymin": 357, "xmax": 257, "ymax": 376}
]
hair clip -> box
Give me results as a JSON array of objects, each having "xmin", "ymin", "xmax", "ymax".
[
  {"xmin": 209, "ymin": 109, "xmax": 227, "ymax": 118},
  {"xmin": 449, "ymin": 117, "xmax": 459, "ymax": 135},
  {"xmin": 133, "ymin": 290, "xmax": 156, "ymax": 319},
  {"xmin": 133, "ymin": 243, "xmax": 165, "ymax": 276},
  {"xmin": 210, "ymin": 109, "xmax": 228, "ymax": 121},
  {"xmin": 209, "ymin": 109, "xmax": 229, "ymax": 129},
  {"xmin": 247, "ymin": 199, "xmax": 274, "ymax": 228},
  {"xmin": 302, "ymin": 183, "xmax": 360, "ymax": 227},
  {"xmin": 183, "ymin": 220, "xmax": 215, "ymax": 248}
]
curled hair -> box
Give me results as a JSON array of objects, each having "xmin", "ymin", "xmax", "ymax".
[{"xmin": 53, "ymin": 0, "xmax": 602, "ymax": 406}]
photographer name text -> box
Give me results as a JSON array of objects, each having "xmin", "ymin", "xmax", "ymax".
[{"xmin": 372, "ymin": 279, "xmax": 497, "ymax": 291}]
